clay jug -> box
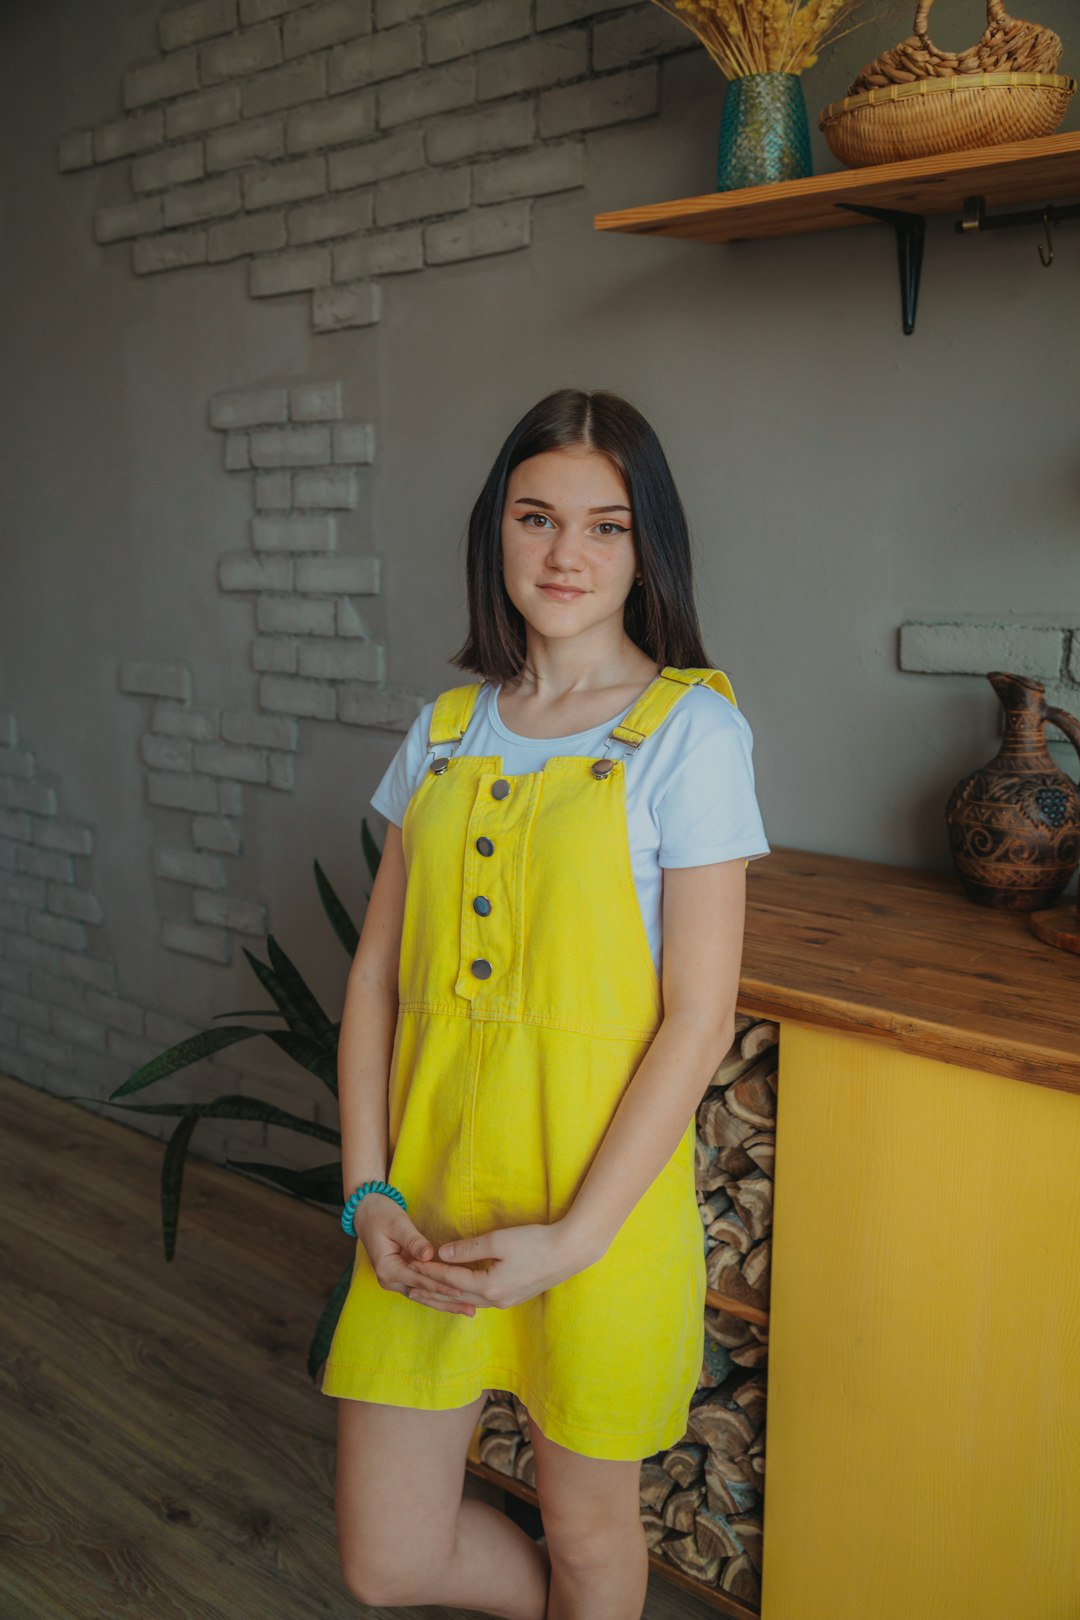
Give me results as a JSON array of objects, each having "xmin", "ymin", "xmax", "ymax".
[{"xmin": 945, "ymin": 672, "xmax": 1080, "ymax": 909}]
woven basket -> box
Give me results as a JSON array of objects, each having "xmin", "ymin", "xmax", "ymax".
[{"xmin": 819, "ymin": 0, "xmax": 1074, "ymax": 167}]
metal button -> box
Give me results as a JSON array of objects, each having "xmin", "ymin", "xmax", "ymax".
[
  {"xmin": 471, "ymin": 958, "xmax": 493, "ymax": 979},
  {"xmin": 473, "ymin": 896, "xmax": 492, "ymax": 916},
  {"xmin": 476, "ymin": 836, "xmax": 494, "ymax": 856},
  {"xmin": 430, "ymin": 757, "xmax": 450, "ymax": 775},
  {"xmin": 592, "ymin": 759, "xmax": 616, "ymax": 778},
  {"xmin": 491, "ymin": 779, "xmax": 510, "ymax": 799}
]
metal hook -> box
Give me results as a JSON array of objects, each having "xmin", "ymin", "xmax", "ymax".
[{"xmin": 1038, "ymin": 209, "xmax": 1054, "ymax": 268}]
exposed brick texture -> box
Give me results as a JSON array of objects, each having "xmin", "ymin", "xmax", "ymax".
[{"xmin": 59, "ymin": 0, "xmax": 698, "ymax": 328}]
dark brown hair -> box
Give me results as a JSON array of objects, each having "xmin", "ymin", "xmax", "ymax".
[{"xmin": 450, "ymin": 388, "xmax": 711, "ymax": 684}]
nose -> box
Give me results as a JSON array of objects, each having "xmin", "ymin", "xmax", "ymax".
[{"xmin": 545, "ymin": 527, "xmax": 586, "ymax": 573}]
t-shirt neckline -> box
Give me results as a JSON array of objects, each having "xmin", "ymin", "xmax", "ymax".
[{"xmin": 487, "ymin": 681, "xmax": 643, "ymax": 745}]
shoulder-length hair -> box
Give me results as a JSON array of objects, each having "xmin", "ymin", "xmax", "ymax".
[{"xmin": 450, "ymin": 388, "xmax": 711, "ymax": 684}]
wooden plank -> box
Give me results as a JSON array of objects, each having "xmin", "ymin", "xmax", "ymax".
[
  {"xmin": 0, "ymin": 1074, "xmax": 723, "ymax": 1620},
  {"xmin": 761, "ymin": 1020, "xmax": 1080, "ymax": 1620},
  {"xmin": 594, "ymin": 130, "xmax": 1080, "ymax": 244},
  {"xmin": 737, "ymin": 847, "xmax": 1080, "ymax": 1094}
]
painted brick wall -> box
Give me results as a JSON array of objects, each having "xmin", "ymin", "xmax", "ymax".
[{"xmin": 59, "ymin": 0, "xmax": 697, "ymax": 326}]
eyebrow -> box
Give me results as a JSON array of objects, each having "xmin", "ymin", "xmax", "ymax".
[{"xmin": 512, "ymin": 498, "xmax": 632, "ymax": 514}]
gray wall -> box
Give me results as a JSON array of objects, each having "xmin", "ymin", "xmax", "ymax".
[{"xmin": 2, "ymin": 0, "xmax": 1078, "ymax": 1156}]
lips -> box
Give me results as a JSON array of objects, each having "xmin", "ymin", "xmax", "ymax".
[{"xmin": 539, "ymin": 585, "xmax": 585, "ymax": 599}]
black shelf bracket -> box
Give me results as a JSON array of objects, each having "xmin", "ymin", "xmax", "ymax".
[{"xmin": 835, "ymin": 202, "xmax": 926, "ymax": 336}]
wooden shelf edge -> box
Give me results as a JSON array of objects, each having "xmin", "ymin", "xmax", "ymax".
[
  {"xmin": 466, "ymin": 1435, "xmax": 762, "ymax": 1620},
  {"xmin": 593, "ymin": 128, "xmax": 1080, "ymax": 244}
]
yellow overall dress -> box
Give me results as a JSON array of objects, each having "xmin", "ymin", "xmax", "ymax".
[{"xmin": 321, "ymin": 666, "xmax": 745, "ymax": 1460}]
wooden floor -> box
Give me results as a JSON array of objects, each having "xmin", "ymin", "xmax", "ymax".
[{"xmin": 0, "ymin": 1072, "xmax": 717, "ymax": 1620}]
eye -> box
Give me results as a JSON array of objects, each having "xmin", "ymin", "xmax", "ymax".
[
  {"xmin": 517, "ymin": 513, "xmax": 552, "ymax": 529},
  {"xmin": 595, "ymin": 522, "xmax": 629, "ymax": 536}
]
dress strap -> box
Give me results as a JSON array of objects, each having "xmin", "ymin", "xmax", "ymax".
[
  {"xmin": 609, "ymin": 666, "xmax": 738, "ymax": 751},
  {"xmin": 428, "ymin": 682, "xmax": 485, "ymax": 748}
]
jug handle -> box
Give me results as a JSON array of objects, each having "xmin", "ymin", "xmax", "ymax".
[{"xmin": 1045, "ymin": 705, "xmax": 1080, "ymax": 778}]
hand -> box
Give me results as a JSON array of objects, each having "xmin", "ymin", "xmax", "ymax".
[
  {"xmin": 353, "ymin": 1193, "xmax": 476, "ymax": 1317},
  {"xmin": 403, "ymin": 1219, "xmax": 601, "ymax": 1311}
]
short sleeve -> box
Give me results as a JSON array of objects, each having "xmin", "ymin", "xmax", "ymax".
[
  {"xmin": 656, "ymin": 699, "xmax": 770, "ymax": 869},
  {"xmin": 369, "ymin": 702, "xmax": 434, "ymax": 827}
]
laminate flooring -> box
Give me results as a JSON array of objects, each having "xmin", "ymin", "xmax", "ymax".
[{"xmin": 0, "ymin": 1072, "xmax": 716, "ymax": 1620}]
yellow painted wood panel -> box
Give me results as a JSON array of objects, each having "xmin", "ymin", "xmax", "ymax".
[{"xmin": 760, "ymin": 1020, "xmax": 1080, "ymax": 1620}]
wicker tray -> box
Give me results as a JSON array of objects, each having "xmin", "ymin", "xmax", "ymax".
[{"xmin": 819, "ymin": 0, "xmax": 1073, "ymax": 168}]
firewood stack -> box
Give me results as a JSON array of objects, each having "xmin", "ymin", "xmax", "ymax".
[{"xmin": 476, "ymin": 1014, "xmax": 778, "ymax": 1611}]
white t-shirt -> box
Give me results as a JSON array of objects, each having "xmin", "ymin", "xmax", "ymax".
[{"xmin": 370, "ymin": 680, "xmax": 771, "ymax": 978}]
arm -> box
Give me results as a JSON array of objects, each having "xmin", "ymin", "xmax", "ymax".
[
  {"xmin": 560, "ymin": 855, "xmax": 748, "ymax": 1263},
  {"xmin": 337, "ymin": 819, "xmax": 407, "ymax": 1199}
]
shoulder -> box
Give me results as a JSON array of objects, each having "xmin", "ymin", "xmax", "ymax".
[{"xmin": 660, "ymin": 682, "xmax": 755, "ymax": 749}]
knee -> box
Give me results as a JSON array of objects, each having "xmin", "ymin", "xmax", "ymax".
[{"xmin": 541, "ymin": 1506, "xmax": 644, "ymax": 1574}]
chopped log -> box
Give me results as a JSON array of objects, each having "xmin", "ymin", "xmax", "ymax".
[
  {"xmin": 742, "ymin": 1130, "xmax": 775, "ymax": 1176},
  {"xmin": 662, "ymin": 1483, "xmax": 705, "ymax": 1531},
  {"xmin": 510, "ymin": 1396, "xmax": 532, "ymax": 1444},
  {"xmin": 514, "ymin": 1441, "xmax": 536, "ymax": 1488},
  {"xmin": 727, "ymin": 1175, "xmax": 773, "ymax": 1241},
  {"xmin": 659, "ymin": 1531, "xmax": 722, "ymax": 1584},
  {"xmin": 731, "ymin": 1338, "xmax": 769, "ymax": 1369},
  {"xmin": 720, "ymin": 1550, "xmax": 762, "ymax": 1604},
  {"xmin": 703, "ymin": 1456, "xmax": 761, "ymax": 1517},
  {"xmin": 662, "ymin": 1443, "xmax": 706, "ymax": 1487},
  {"xmin": 731, "ymin": 1373, "xmax": 767, "ymax": 1430},
  {"xmin": 478, "ymin": 1430, "xmax": 522, "ymax": 1474},
  {"xmin": 722, "ymin": 1053, "xmax": 778, "ymax": 1128},
  {"xmin": 706, "ymin": 1237, "xmax": 770, "ymax": 1312},
  {"xmin": 733, "ymin": 1011, "xmax": 757, "ymax": 1038},
  {"xmin": 707, "ymin": 1213, "xmax": 751, "ymax": 1255},
  {"xmin": 740, "ymin": 1020, "xmax": 779, "ymax": 1059},
  {"xmin": 695, "ymin": 1505, "xmax": 743, "ymax": 1561},
  {"xmin": 639, "ymin": 1461, "xmax": 678, "ymax": 1511},
  {"xmin": 686, "ymin": 1400, "xmax": 755, "ymax": 1456},
  {"xmin": 481, "ymin": 1396, "xmax": 520, "ymax": 1433},
  {"xmin": 697, "ymin": 1094, "xmax": 756, "ymax": 1155},
  {"xmin": 704, "ymin": 1305, "xmax": 759, "ymax": 1348},
  {"xmin": 728, "ymin": 1512, "xmax": 765, "ymax": 1575},
  {"xmin": 640, "ymin": 1507, "xmax": 669, "ymax": 1550}
]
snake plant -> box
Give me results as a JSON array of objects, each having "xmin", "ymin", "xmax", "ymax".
[{"xmin": 66, "ymin": 821, "xmax": 382, "ymax": 1381}]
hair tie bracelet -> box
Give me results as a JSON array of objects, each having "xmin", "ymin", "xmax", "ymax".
[{"xmin": 341, "ymin": 1179, "xmax": 407, "ymax": 1236}]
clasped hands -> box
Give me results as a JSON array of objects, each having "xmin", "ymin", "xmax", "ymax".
[{"xmin": 357, "ymin": 1195, "xmax": 601, "ymax": 1316}]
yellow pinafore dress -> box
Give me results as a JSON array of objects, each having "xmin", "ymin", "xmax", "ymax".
[{"xmin": 321, "ymin": 666, "xmax": 744, "ymax": 1460}]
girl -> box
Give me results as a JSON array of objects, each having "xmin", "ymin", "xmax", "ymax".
[{"xmin": 321, "ymin": 387, "xmax": 771, "ymax": 1619}]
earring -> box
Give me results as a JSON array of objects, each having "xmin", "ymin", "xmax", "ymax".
[{"xmin": 635, "ymin": 574, "xmax": 643, "ymax": 585}]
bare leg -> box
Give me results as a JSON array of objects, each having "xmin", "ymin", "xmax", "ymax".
[
  {"xmin": 529, "ymin": 1413, "xmax": 649, "ymax": 1620},
  {"xmin": 333, "ymin": 1389, "xmax": 551, "ymax": 1618}
]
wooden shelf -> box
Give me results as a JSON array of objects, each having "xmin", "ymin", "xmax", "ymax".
[
  {"xmin": 593, "ymin": 129, "xmax": 1080, "ymax": 245},
  {"xmin": 594, "ymin": 130, "xmax": 1080, "ymax": 332}
]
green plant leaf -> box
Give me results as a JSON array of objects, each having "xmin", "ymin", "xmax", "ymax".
[
  {"xmin": 223, "ymin": 1159, "xmax": 343, "ymax": 1203},
  {"xmin": 241, "ymin": 944, "xmax": 325, "ymax": 1044},
  {"xmin": 267, "ymin": 934, "xmax": 337, "ymax": 1045},
  {"xmin": 161, "ymin": 1115, "xmax": 198, "ymax": 1262},
  {"xmin": 211, "ymin": 1009, "xmax": 287, "ymax": 1020},
  {"xmin": 108, "ymin": 1024, "xmax": 262, "ymax": 1100},
  {"xmin": 361, "ymin": 818, "xmax": 382, "ymax": 882},
  {"xmin": 307, "ymin": 1257, "xmax": 355, "ymax": 1382},
  {"xmin": 265, "ymin": 1029, "xmax": 338, "ymax": 1096},
  {"xmin": 314, "ymin": 858, "xmax": 360, "ymax": 957},
  {"xmin": 102, "ymin": 1091, "xmax": 341, "ymax": 1145}
]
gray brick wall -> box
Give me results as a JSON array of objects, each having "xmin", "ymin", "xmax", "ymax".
[{"xmin": 58, "ymin": 0, "xmax": 695, "ymax": 326}]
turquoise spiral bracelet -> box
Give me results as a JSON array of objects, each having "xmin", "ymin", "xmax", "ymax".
[{"xmin": 341, "ymin": 1179, "xmax": 407, "ymax": 1236}]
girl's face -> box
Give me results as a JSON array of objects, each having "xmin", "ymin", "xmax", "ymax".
[{"xmin": 500, "ymin": 446, "xmax": 638, "ymax": 642}]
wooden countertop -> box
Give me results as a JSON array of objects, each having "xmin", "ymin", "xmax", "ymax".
[{"xmin": 738, "ymin": 847, "xmax": 1079, "ymax": 1096}]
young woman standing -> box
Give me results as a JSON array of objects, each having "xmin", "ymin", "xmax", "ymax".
[{"xmin": 321, "ymin": 388, "xmax": 770, "ymax": 1619}]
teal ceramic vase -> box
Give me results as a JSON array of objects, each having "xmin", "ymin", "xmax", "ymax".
[{"xmin": 717, "ymin": 71, "xmax": 813, "ymax": 190}]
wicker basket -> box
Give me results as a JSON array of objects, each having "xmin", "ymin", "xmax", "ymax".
[{"xmin": 819, "ymin": 0, "xmax": 1075, "ymax": 168}]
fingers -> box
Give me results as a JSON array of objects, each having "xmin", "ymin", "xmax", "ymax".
[
  {"xmin": 408, "ymin": 1257, "xmax": 488, "ymax": 1299},
  {"xmin": 407, "ymin": 1285, "xmax": 476, "ymax": 1316}
]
